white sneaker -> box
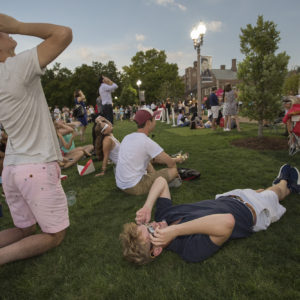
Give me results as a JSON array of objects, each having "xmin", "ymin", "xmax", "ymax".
[{"xmin": 168, "ymin": 177, "xmax": 182, "ymax": 188}]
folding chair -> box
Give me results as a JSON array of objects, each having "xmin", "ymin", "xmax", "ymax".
[{"xmin": 288, "ymin": 114, "xmax": 300, "ymax": 155}]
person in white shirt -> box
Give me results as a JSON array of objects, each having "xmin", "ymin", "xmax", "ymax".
[
  {"xmin": 116, "ymin": 108, "xmax": 185, "ymax": 196},
  {"xmin": 99, "ymin": 75, "xmax": 118, "ymax": 124},
  {"xmin": 0, "ymin": 13, "xmax": 72, "ymax": 265}
]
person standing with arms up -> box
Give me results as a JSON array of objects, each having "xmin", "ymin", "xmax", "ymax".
[
  {"xmin": 99, "ymin": 75, "xmax": 118, "ymax": 124},
  {"xmin": 0, "ymin": 13, "xmax": 72, "ymax": 265}
]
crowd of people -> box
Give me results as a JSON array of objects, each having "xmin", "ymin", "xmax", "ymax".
[{"xmin": 0, "ymin": 13, "xmax": 299, "ymax": 269}]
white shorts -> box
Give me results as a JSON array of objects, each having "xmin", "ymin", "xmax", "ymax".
[
  {"xmin": 216, "ymin": 189, "xmax": 286, "ymax": 232},
  {"xmin": 211, "ymin": 106, "xmax": 220, "ymax": 119}
]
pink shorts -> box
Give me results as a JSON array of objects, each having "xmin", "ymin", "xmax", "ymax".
[{"xmin": 2, "ymin": 162, "xmax": 69, "ymax": 233}]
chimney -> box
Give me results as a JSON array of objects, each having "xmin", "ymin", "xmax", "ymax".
[
  {"xmin": 231, "ymin": 59, "xmax": 237, "ymax": 72},
  {"xmin": 220, "ymin": 65, "xmax": 226, "ymax": 70}
]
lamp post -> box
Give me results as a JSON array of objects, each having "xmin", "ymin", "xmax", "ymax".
[
  {"xmin": 136, "ymin": 80, "xmax": 142, "ymax": 105},
  {"xmin": 190, "ymin": 22, "xmax": 206, "ymax": 116}
]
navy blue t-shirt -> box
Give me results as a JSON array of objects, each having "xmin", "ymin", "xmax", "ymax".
[
  {"xmin": 208, "ymin": 93, "xmax": 219, "ymax": 106},
  {"xmin": 154, "ymin": 196, "xmax": 253, "ymax": 263}
]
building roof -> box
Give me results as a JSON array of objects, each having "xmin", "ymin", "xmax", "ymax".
[{"xmin": 211, "ymin": 69, "xmax": 237, "ymax": 80}]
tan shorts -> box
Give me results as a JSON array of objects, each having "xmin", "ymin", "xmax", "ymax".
[
  {"xmin": 124, "ymin": 168, "xmax": 171, "ymax": 196},
  {"xmin": 211, "ymin": 106, "xmax": 220, "ymax": 119}
]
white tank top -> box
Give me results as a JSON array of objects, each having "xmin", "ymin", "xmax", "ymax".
[{"xmin": 109, "ymin": 135, "xmax": 120, "ymax": 164}]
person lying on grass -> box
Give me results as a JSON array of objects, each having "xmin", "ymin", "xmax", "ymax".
[{"xmin": 120, "ymin": 164, "xmax": 299, "ymax": 264}]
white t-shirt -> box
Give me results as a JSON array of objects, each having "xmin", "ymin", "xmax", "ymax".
[
  {"xmin": 99, "ymin": 83, "xmax": 118, "ymax": 105},
  {"xmin": 115, "ymin": 132, "xmax": 163, "ymax": 189},
  {"xmin": 0, "ymin": 48, "xmax": 62, "ymax": 166}
]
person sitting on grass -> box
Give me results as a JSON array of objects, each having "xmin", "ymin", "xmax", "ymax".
[
  {"xmin": 120, "ymin": 164, "xmax": 299, "ymax": 264},
  {"xmin": 54, "ymin": 121, "xmax": 93, "ymax": 169},
  {"xmin": 94, "ymin": 116, "xmax": 120, "ymax": 176},
  {"xmin": 116, "ymin": 108, "xmax": 186, "ymax": 196},
  {"xmin": 190, "ymin": 112, "xmax": 204, "ymax": 129}
]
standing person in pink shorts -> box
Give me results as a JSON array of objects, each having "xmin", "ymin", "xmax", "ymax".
[{"xmin": 0, "ymin": 13, "xmax": 72, "ymax": 265}]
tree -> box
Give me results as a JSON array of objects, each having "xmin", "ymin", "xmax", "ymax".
[
  {"xmin": 123, "ymin": 49, "xmax": 184, "ymax": 103},
  {"xmin": 283, "ymin": 73, "xmax": 300, "ymax": 95},
  {"xmin": 41, "ymin": 60, "xmax": 121, "ymax": 109},
  {"xmin": 238, "ymin": 15, "xmax": 289, "ymax": 137},
  {"xmin": 119, "ymin": 84, "xmax": 138, "ymax": 107},
  {"xmin": 41, "ymin": 63, "xmax": 73, "ymax": 108}
]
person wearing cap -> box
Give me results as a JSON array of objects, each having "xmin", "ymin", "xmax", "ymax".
[
  {"xmin": 115, "ymin": 108, "xmax": 184, "ymax": 196},
  {"xmin": 120, "ymin": 164, "xmax": 300, "ymax": 265}
]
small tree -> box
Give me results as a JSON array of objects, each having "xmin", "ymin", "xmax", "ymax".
[
  {"xmin": 283, "ymin": 73, "xmax": 300, "ymax": 95},
  {"xmin": 238, "ymin": 15, "xmax": 289, "ymax": 137},
  {"xmin": 119, "ymin": 85, "xmax": 138, "ymax": 107}
]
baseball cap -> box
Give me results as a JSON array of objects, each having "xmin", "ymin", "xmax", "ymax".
[{"xmin": 134, "ymin": 108, "xmax": 160, "ymax": 126}]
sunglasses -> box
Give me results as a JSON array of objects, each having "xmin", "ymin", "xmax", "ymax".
[
  {"xmin": 101, "ymin": 123, "xmax": 109, "ymax": 133},
  {"xmin": 145, "ymin": 224, "xmax": 155, "ymax": 237}
]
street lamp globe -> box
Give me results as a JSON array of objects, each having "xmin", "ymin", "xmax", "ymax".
[
  {"xmin": 136, "ymin": 80, "xmax": 142, "ymax": 87},
  {"xmin": 197, "ymin": 22, "xmax": 206, "ymax": 35},
  {"xmin": 190, "ymin": 27, "xmax": 199, "ymax": 40}
]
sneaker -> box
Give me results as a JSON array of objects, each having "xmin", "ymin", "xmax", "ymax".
[
  {"xmin": 273, "ymin": 164, "xmax": 291, "ymax": 185},
  {"xmin": 168, "ymin": 177, "xmax": 182, "ymax": 188},
  {"xmin": 288, "ymin": 167, "xmax": 300, "ymax": 194}
]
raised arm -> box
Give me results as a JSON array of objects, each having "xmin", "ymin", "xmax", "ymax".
[
  {"xmin": 57, "ymin": 131, "xmax": 75, "ymax": 150},
  {"xmin": 135, "ymin": 177, "xmax": 171, "ymax": 225},
  {"xmin": 151, "ymin": 213, "xmax": 235, "ymax": 247},
  {"xmin": 0, "ymin": 13, "xmax": 72, "ymax": 68}
]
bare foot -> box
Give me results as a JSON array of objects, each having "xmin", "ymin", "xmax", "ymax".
[{"xmin": 83, "ymin": 150, "xmax": 92, "ymax": 157}]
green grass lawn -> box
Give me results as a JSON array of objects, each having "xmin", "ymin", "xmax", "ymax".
[{"xmin": 1, "ymin": 121, "xmax": 300, "ymax": 300}]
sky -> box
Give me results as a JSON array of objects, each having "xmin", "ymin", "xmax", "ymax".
[{"xmin": 2, "ymin": 0, "xmax": 300, "ymax": 75}]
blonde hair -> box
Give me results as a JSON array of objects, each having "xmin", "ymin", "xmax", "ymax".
[
  {"xmin": 289, "ymin": 96, "xmax": 300, "ymax": 105},
  {"xmin": 120, "ymin": 223, "xmax": 153, "ymax": 265}
]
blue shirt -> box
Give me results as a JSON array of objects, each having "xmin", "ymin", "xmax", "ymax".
[
  {"xmin": 208, "ymin": 93, "xmax": 219, "ymax": 106},
  {"xmin": 155, "ymin": 196, "xmax": 253, "ymax": 262}
]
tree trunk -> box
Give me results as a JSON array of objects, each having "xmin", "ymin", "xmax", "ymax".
[{"xmin": 258, "ymin": 120, "xmax": 264, "ymax": 137}]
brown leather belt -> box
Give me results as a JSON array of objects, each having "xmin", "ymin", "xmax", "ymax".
[{"xmin": 229, "ymin": 195, "xmax": 257, "ymax": 225}]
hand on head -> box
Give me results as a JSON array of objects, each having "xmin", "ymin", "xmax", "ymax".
[{"xmin": 135, "ymin": 207, "xmax": 151, "ymax": 225}]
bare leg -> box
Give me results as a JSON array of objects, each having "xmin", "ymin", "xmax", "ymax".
[
  {"xmin": 62, "ymin": 150, "xmax": 85, "ymax": 168},
  {"xmin": 224, "ymin": 116, "xmax": 229, "ymax": 130},
  {"xmin": 263, "ymin": 180, "xmax": 290, "ymax": 201},
  {"xmin": 167, "ymin": 167, "xmax": 179, "ymax": 182},
  {"xmin": 0, "ymin": 225, "xmax": 36, "ymax": 248},
  {"xmin": 227, "ymin": 116, "xmax": 231, "ymax": 130},
  {"xmin": 235, "ymin": 116, "xmax": 241, "ymax": 131},
  {"xmin": 212, "ymin": 118, "xmax": 217, "ymax": 130},
  {"xmin": 81, "ymin": 126, "xmax": 87, "ymax": 142},
  {"xmin": 0, "ymin": 229, "xmax": 66, "ymax": 265},
  {"xmin": 82, "ymin": 144, "xmax": 94, "ymax": 156}
]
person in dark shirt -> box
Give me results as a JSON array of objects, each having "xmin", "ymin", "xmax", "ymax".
[
  {"xmin": 120, "ymin": 164, "xmax": 299, "ymax": 264},
  {"xmin": 208, "ymin": 87, "xmax": 219, "ymax": 130}
]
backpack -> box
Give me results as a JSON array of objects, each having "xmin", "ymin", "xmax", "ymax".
[
  {"xmin": 178, "ymin": 168, "xmax": 201, "ymax": 181},
  {"xmin": 73, "ymin": 105, "xmax": 85, "ymax": 118}
]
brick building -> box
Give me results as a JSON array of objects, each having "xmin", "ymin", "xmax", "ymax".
[{"xmin": 184, "ymin": 58, "xmax": 240, "ymax": 99}]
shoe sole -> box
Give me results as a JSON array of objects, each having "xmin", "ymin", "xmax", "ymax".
[{"xmin": 292, "ymin": 167, "xmax": 300, "ymax": 185}]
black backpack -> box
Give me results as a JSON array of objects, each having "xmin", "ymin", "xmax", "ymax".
[{"xmin": 178, "ymin": 168, "xmax": 201, "ymax": 181}]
